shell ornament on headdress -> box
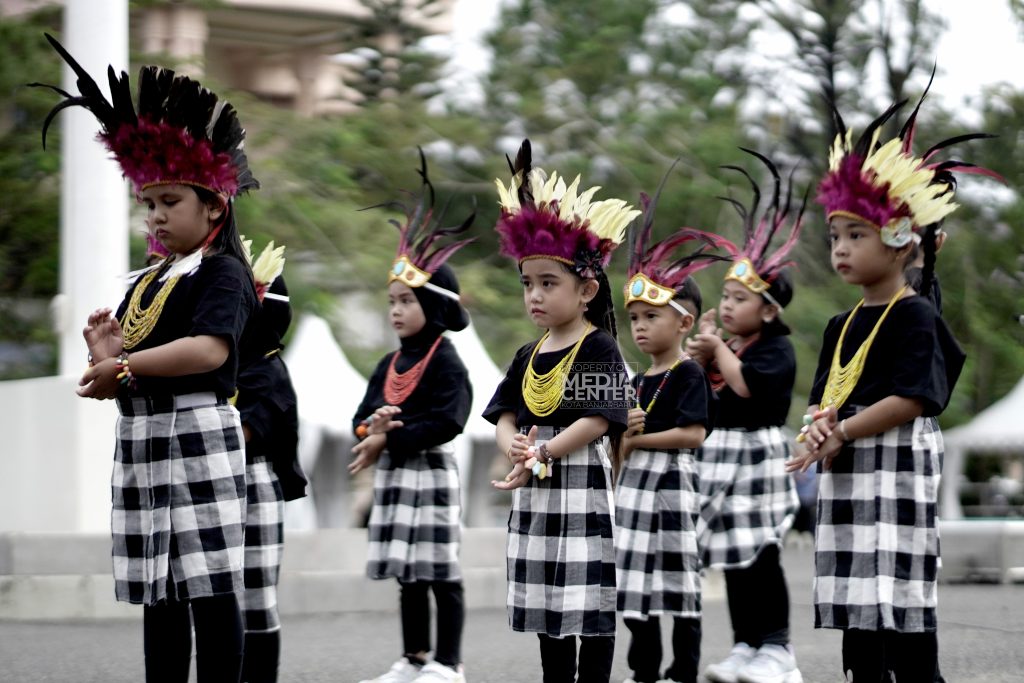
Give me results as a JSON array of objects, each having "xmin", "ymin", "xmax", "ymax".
[
  {"xmin": 624, "ymin": 161, "xmax": 729, "ymax": 316},
  {"xmin": 31, "ymin": 33, "xmax": 258, "ymax": 197},
  {"xmin": 494, "ymin": 139, "xmax": 640, "ymax": 278},
  {"xmin": 816, "ymin": 69, "xmax": 1003, "ymax": 247},
  {"xmin": 373, "ymin": 148, "xmax": 475, "ymax": 302},
  {"xmin": 716, "ymin": 149, "xmax": 807, "ymax": 308}
]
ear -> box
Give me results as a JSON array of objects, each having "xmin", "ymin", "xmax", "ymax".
[
  {"xmin": 579, "ymin": 278, "xmax": 600, "ymax": 304},
  {"xmin": 934, "ymin": 230, "xmax": 948, "ymax": 253},
  {"xmin": 678, "ymin": 311, "xmax": 695, "ymax": 336},
  {"xmin": 761, "ymin": 302, "xmax": 779, "ymax": 324}
]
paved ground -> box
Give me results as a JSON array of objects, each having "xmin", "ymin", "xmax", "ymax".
[{"xmin": 2, "ymin": 546, "xmax": 1023, "ymax": 682}]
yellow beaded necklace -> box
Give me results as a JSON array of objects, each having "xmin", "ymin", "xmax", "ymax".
[
  {"xmin": 819, "ymin": 286, "xmax": 907, "ymax": 410},
  {"xmin": 522, "ymin": 322, "xmax": 592, "ymax": 417},
  {"xmin": 120, "ymin": 267, "xmax": 182, "ymax": 350}
]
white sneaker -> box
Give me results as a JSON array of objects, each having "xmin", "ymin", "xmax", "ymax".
[
  {"xmin": 704, "ymin": 643, "xmax": 757, "ymax": 683},
  {"xmin": 412, "ymin": 661, "xmax": 466, "ymax": 683},
  {"xmin": 358, "ymin": 658, "xmax": 424, "ymax": 683},
  {"xmin": 737, "ymin": 644, "xmax": 803, "ymax": 683}
]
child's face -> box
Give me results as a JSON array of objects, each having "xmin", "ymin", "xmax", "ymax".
[
  {"xmin": 628, "ymin": 301, "xmax": 692, "ymax": 356},
  {"xmin": 140, "ymin": 184, "xmax": 221, "ymax": 256},
  {"xmin": 718, "ymin": 280, "xmax": 775, "ymax": 337},
  {"xmin": 387, "ymin": 280, "xmax": 426, "ymax": 338},
  {"xmin": 519, "ymin": 258, "xmax": 595, "ymax": 330},
  {"xmin": 829, "ymin": 215, "xmax": 909, "ymax": 286}
]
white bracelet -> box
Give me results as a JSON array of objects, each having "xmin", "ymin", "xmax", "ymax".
[{"xmin": 838, "ymin": 419, "xmax": 851, "ymax": 442}]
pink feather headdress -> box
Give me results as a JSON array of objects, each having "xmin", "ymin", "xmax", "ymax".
[
  {"xmin": 816, "ymin": 70, "xmax": 1003, "ymax": 247},
  {"xmin": 32, "ymin": 33, "xmax": 257, "ymax": 197},
  {"xmin": 624, "ymin": 161, "xmax": 729, "ymax": 312},
  {"xmin": 716, "ymin": 149, "xmax": 807, "ymax": 302},
  {"xmin": 494, "ymin": 139, "xmax": 640, "ymax": 279},
  {"xmin": 371, "ymin": 149, "xmax": 475, "ymax": 301}
]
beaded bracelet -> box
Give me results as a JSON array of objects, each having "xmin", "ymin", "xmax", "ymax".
[
  {"xmin": 524, "ymin": 444, "xmax": 555, "ymax": 480},
  {"xmin": 355, "ymin": 419, "xmax": 370, "ymax": 439},
  {"xmin": 115, "ymin": 352, "xmax": 137, "ymax": 390}
]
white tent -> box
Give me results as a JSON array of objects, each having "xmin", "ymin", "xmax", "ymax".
[
  {"xmin": 941, "ymin": 376, "xmax": 1024, "ymax": 518},
  {"xmin": 283, "ymin": 314, "xmax": 368, "ymax": 528}
]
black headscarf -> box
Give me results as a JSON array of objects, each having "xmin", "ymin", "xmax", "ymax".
[
  {"xmin": 403, "ymin": 263, "xmax": 469, "ymax": 350},
  {"xmin": 242, "ymin": 276, "xmax": 292, "ymax": 363},
  {"xmin": 763, "ymin": 269, "xmax": 793, "ymax": 337}
]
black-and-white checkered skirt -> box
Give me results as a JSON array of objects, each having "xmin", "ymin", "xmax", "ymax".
[
  {"xmin": 814, "ymin": 415, "xmax": 943, "ymax": 633},
  {"xmin": 112, "ymin": 393, "xmax": 247, "ymax": 605},
  {"xmin": 696, "ymin": 426, "xmax": 797, "ymax": 570},
  {"xmin": 615, "ymin": 448, "xmax": 702, "ymax": 621},
  {"xmin": 507, "ymin": 428, "xmax": 617, "ymax": 637},
  {"xmin": 367, "ymin": 444, "xmax": 462, "ymax": 583},
  {"xmin": 242, "ymin": 457, "xmax": 284, "ymax": 633}
]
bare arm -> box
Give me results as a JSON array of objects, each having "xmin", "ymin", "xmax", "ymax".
[
  {"xmin": 543, "ymin": 415, "xmax": 609, "ymax": 458},
  {"xmin": 712, "ymin": 340, "xmax": 750, "ymax": 397},
  {"xmin": 128, "ymin": 335, "xmax": 230, "ymax": 377}
]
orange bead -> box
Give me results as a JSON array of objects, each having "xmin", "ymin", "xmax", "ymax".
[{"xmin": 356, "ymin": 423, "xmax": 369, "ymax": 439}]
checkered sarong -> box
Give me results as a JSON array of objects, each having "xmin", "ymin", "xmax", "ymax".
[
  {"xmin": 815, "ymin": 416, "xmax": 943, "ymax": 633},
  {"xmin": 507, "ymin": 428, "xmax": 617, "ymax": 637},
  {"xmin": 367, "ymin": 444, "xmax": 462, "ymax": 582},
  {"xmin": 696, "ymin": 426, "xmax": 797, "ymax": 570},
  {"xmin": 615, "ymin": 448, "xmax": 702, "ymax": 621},
  {"xmin": 242, "ymin": 457, "xmax": 284, "ymax": 633},
  {"xmin": 112, "ymin": 393, "xmax": 246, "ymax": 605}
]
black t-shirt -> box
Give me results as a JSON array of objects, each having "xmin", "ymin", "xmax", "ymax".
[
  {"xmin": 115, "ymin": 254, "xmax": 256, "ymax": 398},
  {"xmin": 353, "ymin": 335, "xmax": 472, "ymax": 458},
  {"xmin": 809, "ymin": 295, "xmax": 965, "ymax": 417},
  {"xmin": 236, "ymin": 352, "xmax": 306, "ymax": 501},
  {"xmin": 482, "ymin": 328, "xmax": 629, "ymax": 435},
  {"xmin": 633, "ymin": 357, "xmax": 716, "ymax": 436},
  {"xmin": 714, "ymin": 334, "xmax": 796, "ymax": 430}
]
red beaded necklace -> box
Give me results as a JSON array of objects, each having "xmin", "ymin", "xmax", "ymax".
[
  {"xmin": 384, "ymin": 336, "xmax": 443, "ymax": 405},
  {"xmin": 636, "ymin": 354, "xmax": 689, "ymax": 413},
  {"xmin": 708, "ymin": 334, "xmax": 759, "ymax": 392}
]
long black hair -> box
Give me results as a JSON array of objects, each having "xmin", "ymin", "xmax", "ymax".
[
  {"xmin": 192, "ymin": 186, "xmax": 256, "ymax": 288},
  {"xmin": 916, "ymin": 222, "xmax": 939, "ymax": 301},
  {"xmin": 585, "ymin": 270, "xmax": 618, "ymax": 339}
]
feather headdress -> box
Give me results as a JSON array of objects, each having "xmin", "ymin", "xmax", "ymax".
[
  {"xmin": 374, "ymin": 149, "xmax": 475, "ymax": 301},
  {"xmin": 717, "ymin": 149, "xmax": 807, "ymax": 306},
  {"xmin": 817, "ymin": 69, "xmax": 1003, "ymax": 247},
  {"xmin": 624, "ymin": 161, "xmax": 729, "ymax": 315},
  {"xmin": 495, "ymin": 139, "xmax": 640, "ymax": 278},
  {"xmin": 241, "ymin": 237, "xmax": 287, "ymax": 303},
  {"xmin": 31, "ymin": 33, "xmax": 257, "ymax": 197}
]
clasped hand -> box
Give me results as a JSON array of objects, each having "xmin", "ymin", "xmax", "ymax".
[
  {"xmin": 786, "ymin": 406, "xmax": 844, "ymax": 473},
  {"xmin": 492, "ymin": 425, "xmax": 538, "ymax": 491},
  {"xmin": 349, "ymin": 405, "xmax": 404, "ymax": 475}
]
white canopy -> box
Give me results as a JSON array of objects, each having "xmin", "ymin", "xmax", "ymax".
[
  {"xmin": 944, "ymin": 376, "xmax": 1024, "ymax": 453},
  {"xmin": 448, "ymin": 320, "xmax": 504, "ymax": 439},
  {"xmin": 283, "ymin": 314, "xmax": 367, "ymax": 437}
]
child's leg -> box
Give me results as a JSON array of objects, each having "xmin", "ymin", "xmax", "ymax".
[
  {"xmin": 191, "ymin": 592, "xmax": 244, "ymax": 683},
  {"xmin": 842, "ymin": 629, "xmax": 886, "ymax": 682},
  {"xmin": 886, "ymin": 631, "xmax": 938, "ymax": 683},
  {"xmin": 143, "ymin": 599, "xmax": 192, "ymax": 683},
  {"xmin": 664, "ymin": 617, "xmax": 701, "ymax": 683},
  {"xmin": 430, "ymin": 580, "xmax": 465, "ymax": 668},
  {"xmin": 624, "ymin": 617, "xmax": 662, "ymax": 682},
  {"xmin": 241, "ymin": 630, "xmax": 280, "ymax": 683},
  {"xmin": 398, "ymin": 580, "xmax": 431, "ymax": 662},
  {"xmin": 578, "ymin": 635, "xmax": 615, "ymax": 683},
  {"xmin": 724, "ymin": 545, "xmax": 789, "ymax": 647},
  {"xmin": 537, "ymin": 634, "xmax": 577, "ymax": 683}
]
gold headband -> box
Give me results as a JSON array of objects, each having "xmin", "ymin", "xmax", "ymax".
[
  {"xmin": 724, "ymin": 257, "xmax": 770, "ymax": 294},
  {"xmin": 389, "ymin": 254, "xmax": 431, "ymax": 288},
  {"xmin": 624, "ymin": 273, "xmax": 675, "ymax": 307}
]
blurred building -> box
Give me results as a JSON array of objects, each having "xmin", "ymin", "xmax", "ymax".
[{"xmin": 2, "ymin": 0, "xmax": 455, "ymax": 116}]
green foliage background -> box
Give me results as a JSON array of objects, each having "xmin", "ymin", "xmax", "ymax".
[{"xmin": 1, "ymin": 0, "xmax": 1023, "ymax": 427}]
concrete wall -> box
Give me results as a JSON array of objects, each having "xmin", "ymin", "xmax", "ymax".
[{"xmin": 0, "ymin": 376, "xmax": 116, "ymax": 533}]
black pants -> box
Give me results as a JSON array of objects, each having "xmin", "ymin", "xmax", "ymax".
[
  {"xmin": 399, "ymin": 580, "xmax": 465, "ymax": 667},
  {"xmin": 843, "ymin": 629, "xmax": 941, "ymax": 682},
  {"xmin": 143, "ymin": 593, "xmax": 244, "ymax": 683},
  {"xmin": 724, "ymin": 544, "xmax": 790, "ymax": 647},
  {"xmin": 624, "ymin": 617, "xmax": 701, "ymax": 683},
  {"xmin": 537, "ymin": 634, "xmax": 615, "ymax": 683},
  {"xmin": 242, "ymin": 630, "xmax": 281, "ymax": 683}
]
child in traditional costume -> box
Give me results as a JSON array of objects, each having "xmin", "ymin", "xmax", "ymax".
[
  {"xmin": 352, "ymin": 153, "xmax": 474, "ymax": 683},
  {"xmin": 483, "ymin": 140, "xmax": 636, "ymax": 683},
  {"xmin": 788, "ymin": 75, "xmax": 1001, "ymax": 682},
  {"xmin": 686, "ymin": 151, "xmax": 804, "ymax": 683},
  {"xmin": 616, "ymin": 172, "xmax": 725, "ymax": 683},
  {"xmin": 38, "ymin": 32, "xmax": 259, "ymax": 682},
  {"xmin": 235, "ymin": 240, "xmax": 307, "ymax": 683}
]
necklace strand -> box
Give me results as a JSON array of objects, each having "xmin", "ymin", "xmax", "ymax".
[
  {"xmin": 120, "ymin": 267, "xmax": 181, "ymax": 351},
  {"xmin": 636, "ymin": 354, "xmax": 689, "ymax": 413},
  {"xmin": 384, "ymin": 336, "xmax": 443, "ymax": 405},
  {"xmin": 522, "ymin": 322, "xmax": 592, "ymax": 417},
  {"xmin": 819, "ymin": 286, "xmax": 907, "ymax": 411}
]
